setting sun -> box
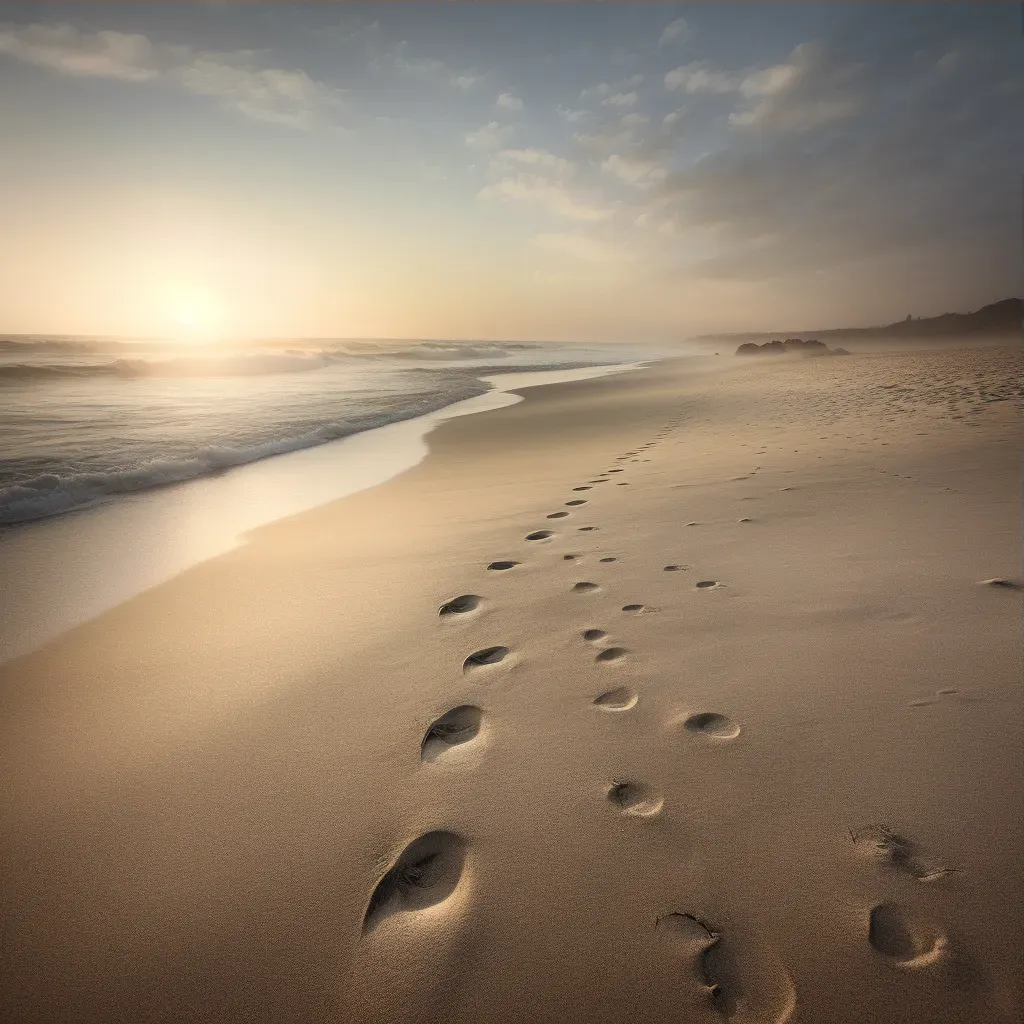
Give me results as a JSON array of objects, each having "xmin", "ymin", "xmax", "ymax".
[{"xmin": 169, "ymin": 292, "xmax": 221, "ymax": 340}]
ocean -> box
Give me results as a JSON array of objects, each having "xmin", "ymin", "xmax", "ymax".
[{"xmin": 0, "ymin": 336, "xmax": 666, "ymax": 527}]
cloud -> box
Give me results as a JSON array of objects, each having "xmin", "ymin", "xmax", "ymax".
[
  {"xmin": 601, "ymin": 91, "xmax": 637, "ymax": 109},
  {"xmin": 534, "ymin": 233, "xmax": 623, "ymax": 263},
  {"xmin": 480, "ymin": 177, "xmax": 613, "ymax": 222},
  {"xmin": 601, "ymin": 153, "xmax": 667, "ymax": 187},
  {"xmin": 0, "ymin": 22, "xmax": 158, "ymax": 81},
  {"xmin": 636, "ymin": 28, "xmax": 1021, "ymax": 288},
  {"xmin": 580, "ymin": 75, "xmax": 643, "ymax": 102},
  {"xmin": 664, "ymin": 62, "xmax": 737, "ymax": 94},
  {"xmin": 556, "ymin": 105, "xmax": 589, "ymax": 124},
  {"xmin": 0, "ymin": 22, "xmax": 343, "ymax": 129},
  {"xmin": 727, "ymin": 43, "xmax": 862, "ymax": 134},
  {"xmin": 465, "ymin": 120, "xmax": 514, "ymax": 150},
  {"xmin": 496, "ymin": 147, "xmax": 575, "ymax": 180},
  {"xmin": 662, "ymin": 106, "xmax": 686, "ymax": 128},
  {"xmin": 496, "ymin": 90, "xmax": 524, "ymax": 111},
  {"xmin": 451, "ymin": 72, "xmax": 482, "ymax": 90},
  {"xmin": 658, "ymin": 18, "xmax": 690, "ymax": 48}
]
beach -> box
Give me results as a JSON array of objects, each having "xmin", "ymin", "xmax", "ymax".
[{"xmin": 1, "ymin": 344, "xmax": 1020, "ymax": 1023}]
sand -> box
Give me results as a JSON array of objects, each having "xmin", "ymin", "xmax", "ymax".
[{"xmin": 1, "ymin": 344, "xmax": 1020, "ymax": 1023}]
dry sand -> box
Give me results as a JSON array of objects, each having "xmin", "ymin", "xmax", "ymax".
[{"xmin": 1, "ymin": 344, "xmax": 1021, "ymax": 1023}]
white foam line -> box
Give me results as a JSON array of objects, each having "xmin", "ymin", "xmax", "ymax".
[{"xmin": 0, "ymin": 361, "xmax": 642, "ymax": 662}]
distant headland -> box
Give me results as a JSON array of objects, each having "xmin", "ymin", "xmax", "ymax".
[{"xmin": 694, "ymin": 297, "xmax": 1021, "ymax": 348}]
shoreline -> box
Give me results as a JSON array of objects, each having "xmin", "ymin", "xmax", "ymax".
[
  {"xmin": 1, "ymin": 345, "xmax": 1020, "ymax": 1023},
  {"xmin": 0, "ymin": 360, "xmax": 644, "ymax": 662}
]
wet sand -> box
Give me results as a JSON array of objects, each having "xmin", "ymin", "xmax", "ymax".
[{"xmin": 1, "ymin": 344, "xmax": 1021, "ymax": 1023}]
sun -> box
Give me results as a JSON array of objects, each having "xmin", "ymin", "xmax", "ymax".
[{"xmin": 168, "ymin": 292, "xmax": 221, "ymax": 343}]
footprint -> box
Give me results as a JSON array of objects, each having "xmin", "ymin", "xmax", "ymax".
[
  {"xmin": 867, "ymin": 903, "xmax": 946, "ymax": 965},
  {"xmin": 664, "ymin": 564, "xmax": 690, "ymax": 572},
  {"xmin": 600, "ymin": 557, "xmax": 617, "ymax": 563},
  {"xmin": 850, "ymin": 825, "xmax": 953, "ymax": 881},
  {"xmin": 421, "ymin": 706, "xmax": 484, "ymax": 762},
  {"xmin": 684, "ymin": 712, "xmax": 741, "ymax": 739},
  {"xmin": 565, "ymin": 499, "xmax": 587, "ymax": 506},
  {"xmin": 608, "ymin": 469, "xmax": 624, "ymax": 474},
  {"xmin": 525, "ymin": 530, "xmax": 554, "ymax": 542},
  {"xmin": 563, "ymin": 554, "xmax": 580, "ymax": 561},
  {"xmin": 578, "ymin": 526, "xmax": 599, "ymax": 532},
  {"xmin": 487, "ymin": 561, "xmax": 519, "ymax": 571},
  {"xmin": 595, "ymin": 647, "xmax": 628, "ymax": 663},
  {"xmin": 573, "ymin": 582, "xmax": 601, "ymax": 594},
  {"xmin": 572, "ymin": 486, "xmax": 592, "ymax": 491},
  {"xmin": 547, "ymin": 512, "xmax": 569, "ymax": 519},
  {"xmin": 438, "ymin": 595, "xmax": 482, "ymax": 617},
  {"xmin": 363, "ymin": 831, "xmax": 467, "ymax": 933},
  {"xmin": 621, "ymin": 604, "xmax": 646, "ymax": 613},
  {"xmin": 606, "ymin": 780, "xmax": 663, "ymax": 817},
  {"xmin": 695, "ymin": 581, "xmax": 723, "ymax": 590},
  {"xmin": 583, "ymin": 629, "xmax": 608, "ymax": 642},
  {"xmin": 978, "ymin": 577, "xmax": 1021, "ymax": 589},
  {"xmin": 593, "ymin": 687, "xmax": 638, "ymax": 711},
  {"xmin": 657, "ymin": 914, "xmax": 797, "ymax": 1020},
  {"xmin": 463, "ymin": 646, "xmax": 510, "ymax": 673}
]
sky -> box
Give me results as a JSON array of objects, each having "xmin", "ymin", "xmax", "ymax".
[{"xmin": 0, "ymin": 3, "xmax": 1020, "ymax": 342}]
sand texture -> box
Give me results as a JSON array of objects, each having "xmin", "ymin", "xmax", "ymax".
[{"xmin": 1, "ymin": 345, "xmax": 1021, "ymax": 1023}]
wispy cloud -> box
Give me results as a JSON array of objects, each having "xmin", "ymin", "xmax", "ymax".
[
  {"xmin": 0, "ymin": 22, "xmax": 343, "ymax": 129},
  {"xmin": 534, "ymin": 233, "xmax": 624, "ymax": 263},
  {"xmin": 496, "ymin": 90, "xmax": 524, "ymax": 112},
  {"xmin": 465, "ymin": 120, "xmax": 514, "ymax": 150},
  {"xmin": 658, "ymin": 18, "xmax": 689, "ymax": 48}
]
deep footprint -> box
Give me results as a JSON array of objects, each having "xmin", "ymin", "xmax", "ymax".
[
  {"xmin": 684, "ymin": 712, "xmax": 741, "ymax": 739},
  {"xmin": 868, "ymin": 903, "xmax": 945, "ymax": 965},
  {"xmin": 463, "ymin": 646, "xmax": 510, "ymax": 672},
  {"xmin": 622, "ymin": 604, "xmax": 646, "ymax": 613},
  {"xmin": 593, "ymin": 686, "xmax": 638, "ymax": 710},
  {"xmin": 565, "ymin": 499, "xmax": 588, "ymax": 506},
  {"xmin": 595, "ymin": 647, "xmax": 628, "ymax": 663},
  {"xmin": 438, "ymin": 595, "xmax": 482, "ymax": 617},
  {"xmin": 606, "ymin": 780, "xmax": 663, "ymax": 817},
  {"xmin": 583, "ymin": 628, "xmax": 608, "ymax": 642},
  {"xmin": 525, "ymin": 530, "xmax": 554, "ymax": 541},
  {"xmin": 487, "ymin": 560, "xmax": 519, "ymax": 571},
  {"xmin": 421, "ymin": 706, "xmax": 484, "ymax": 762},
  {"xmin": 573, "ymin": 582, "xmax": 601, "ymax": 593},
  {"xmin": 363, "ymin": 831, "xmax": 467, "ymax": 933},
  {"xmin": 547, "ymin": 511, "xmax": 569, "ymax": 519}
]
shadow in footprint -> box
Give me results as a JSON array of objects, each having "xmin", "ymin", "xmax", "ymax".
[
  {"xmin": 607, "ymin": 780, "xmax": 663, "ymax": 817},
  {"xmin": 583, "ymin": 628, "xmax": 607, "ymax": 642},
  {"xmin": 565, "ymin": 499, "xmax": 587, "ymax": 506},
  {"xmin": 438, "ymin": 595, "xmax": 482, "ymax": 617},
  {"xmin": 547, "ymin": 512, "xmax": 569, "ymax": 519},
  {"xmin": 526, "ymin": 530, "xmax": 554, "ymax": 542},
  {"xmin": 684, "ymin": 712, "xmax": 741, "ymax": 739},
  {"xmin": 868, "ymin": 903, "xmax": 946, "ymax": 965},
  {"xmin": 596, "ymin": 647, "xmax": 628, "ymax": 663},
  {"xmin": 593, "ymin": 686, "xmax": 637, "ymax": 711},
  {"xmin": 573, "ymin": 582, "xmax": 601, "ymax": 594},
  {"xmin": 421, "ymin": 706, "xmax": 483, "ymax": 762},
  {"xmin": 621, "ymin": 604, "xmax": 646, "ymax": 614},
  {"xmin": 363, "ymin": 831, "xmax": 467, "ymax": 933},
  {"xmin": 487, "ymin": 561, "xmax": 519, "ymax": 571},
  {"xmin": 696, "ymin": 580, "xmax": 723, "ymax": 590},
  {"xmin": 463, "ymin": 646, "xmax": 510, "ymax": 673}
]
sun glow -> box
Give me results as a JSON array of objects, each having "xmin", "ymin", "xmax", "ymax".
[{"xmin": 168, "ymin": 292, "xmax": 222, "ymax": 343}]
